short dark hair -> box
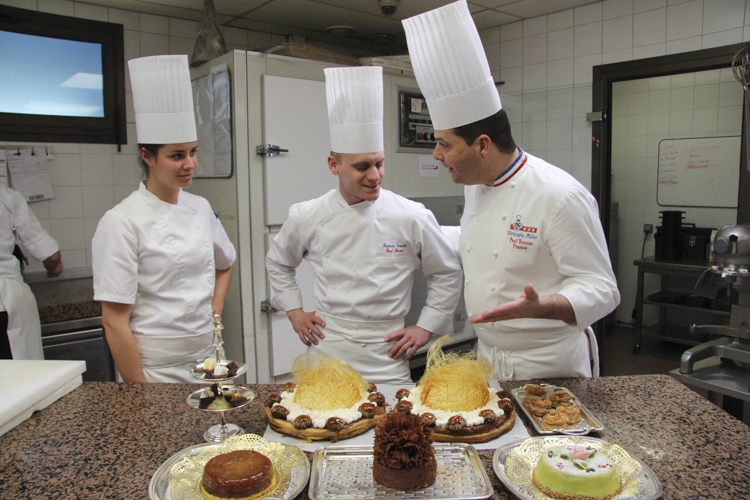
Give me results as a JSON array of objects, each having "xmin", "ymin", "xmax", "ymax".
[
  {"xmin": 451, "ymin": 109, "xmax": 516, "ymax": 154},
  {"xmin": 137, "ymin": 144, "xmax": 163, "ymax": 179}
]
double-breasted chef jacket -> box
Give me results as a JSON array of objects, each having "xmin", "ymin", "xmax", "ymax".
[
  {"xmin": 461, "ymin": 148, "xmax": 620, "ymax": 380},
  {"xmin": 92, "ymin": 183, "xmax": 236, "ymax": 382},
  {"xmin": 266, "ymin": 188, "xmax": 463, "ymax": 384},
  {"xmin": 0, "ymin": 186, "xmax": 60, "ymax": 359}
]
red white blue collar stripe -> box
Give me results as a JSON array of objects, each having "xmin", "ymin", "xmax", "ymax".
[{"xmin": 492, "ymin": 147, "xmax": 526, "ymax": 187}]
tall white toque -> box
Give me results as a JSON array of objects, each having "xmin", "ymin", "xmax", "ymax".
[
  {"xmin": 128, "ymin": 54, "xmax": 197, "ymax": 144},
  {"xmin": 402, "ymin": 0, "xmax": 502, "ymax": 131},
  {"xmin": 324, "ymin": 66, "xmax": 384, "ymax": 154}
]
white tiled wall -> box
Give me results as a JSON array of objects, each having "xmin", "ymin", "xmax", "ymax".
[
  {"xmin": 479, "ymin": 0, "xmax": 750, "ymax": 323},
  {"xmin": 0, "ymin": 0, "xmax": 373, "ymax": 274},
  {"xmin": 611, "ymin": 69, "xmax": 741, "ymax": 323}
]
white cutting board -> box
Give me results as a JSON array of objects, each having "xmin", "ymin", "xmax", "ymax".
[{"xmin": 0, "ymin": 359, "xmax": 85, "ymax": 437}]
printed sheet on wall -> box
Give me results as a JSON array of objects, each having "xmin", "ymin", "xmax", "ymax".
[
  {"xmin": 657, "ymin": 136, "xmax": 740, "ymax": 208},
  {"xmin": 4, "ymin": 147, "xmax": 55, "ymax": 202}
]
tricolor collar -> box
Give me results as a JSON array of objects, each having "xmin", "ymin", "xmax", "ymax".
[{"xmin": 492, "ymin": 147, "xmax": 526, "ymax": 187}]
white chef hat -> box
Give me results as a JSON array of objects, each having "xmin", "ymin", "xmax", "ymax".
[
  {"xmin": 402, "ymin": 0, "xmax": 501, "ymax": 131},
  {"xmin": 324, "ymin": 66, "xmax": 383, "ymax": 154},
  {"xmin": 128, "ymin": 54, "xmax": 197, "ymax": 144}
]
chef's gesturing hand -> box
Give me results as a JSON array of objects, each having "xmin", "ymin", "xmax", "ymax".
[
  {"xmin": 385, "ymin": 325, "xmax": 431, "ymax": 361},
  {"xmin": 470, "ymin": 283, "xmax": 576, "ymax": 326},
  {"xmin": 287, "ymin": 308, "xmax": 326, "ymax": 346}
]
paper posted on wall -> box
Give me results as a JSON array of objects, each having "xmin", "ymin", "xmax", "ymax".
[
  {"xmin": 6, "ymin": 147, "xmax": 55, "ymax": 202},
  {"xmin": 0, "ymin": 150, "xmax": 8, "ymax": 187}
]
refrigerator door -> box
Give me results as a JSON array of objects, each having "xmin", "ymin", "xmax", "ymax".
[{"xmin": 262, "ymin": 74, "xmax": 336, "ymax": 226}]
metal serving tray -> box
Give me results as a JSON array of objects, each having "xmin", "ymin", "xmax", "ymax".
[
  {"xmin": 309, "ymin": 443, "xmax": 493, "ymax": 500},
  {"xmin": 511, "ymin": 383, "xmax": 604, "ymax": 435}
]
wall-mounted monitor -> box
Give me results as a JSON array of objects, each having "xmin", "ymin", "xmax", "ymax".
[{"xmin": 0, "ymin": 5, "xmax": 126, "ymax": 144}]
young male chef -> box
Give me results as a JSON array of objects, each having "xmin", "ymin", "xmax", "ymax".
[
  {"xmin": 402, "ymin": 0, "xmax": 620, "ymax": 379},
  {"xmin": 0, "ymin": 186, "xmax": 63, "ymax": 359},
  {"xmin": 265, "ymin": 66, "xmax": 463, "ymax": 384}
]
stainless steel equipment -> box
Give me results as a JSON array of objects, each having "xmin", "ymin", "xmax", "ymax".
[
  {"xmin": 680, "ymin": 224, "xmax": 750, "ymax": 374},
  {"xmin": 42, "ymin": 316, "xmax": 115, "ymax": 382}
]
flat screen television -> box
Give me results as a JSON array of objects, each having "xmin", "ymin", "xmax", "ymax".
[{"xmin": 0, "ymin": 5, "xmax": 126, "ymax": 144}]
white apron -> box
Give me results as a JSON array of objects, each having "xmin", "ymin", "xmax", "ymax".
[
  {"xmin": 310, "ymin": 313, "xmax": 411, "ymax": 385},
  {"xmin": 476, "ymin": 327, "xmax": 598, "ymax": 380},
  {"xmin": 131, "ymin": 334, "xmax": 221, "ymax": 383},
  {"xmin": 0, "ymin": 271, "xmax": 43, "ymax": 360}
]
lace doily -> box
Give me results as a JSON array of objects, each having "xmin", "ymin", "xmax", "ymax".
[{"xmin": 168, "ymin": 434, "xmax": 307, "ymax": 500}]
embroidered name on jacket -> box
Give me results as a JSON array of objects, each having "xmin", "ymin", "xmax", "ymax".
[
  {"xmin": 507, "ymin": 215, "xmax": 538, "ymax": 251},
  {"xmin": 382, "ymin": 242, "xmax": 407, "ymax": 254}
]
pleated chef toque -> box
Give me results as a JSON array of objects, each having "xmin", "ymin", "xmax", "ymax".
[
  {"xmin": 402, "ymin": 0, "xmax": 501, "ymax": 131},
  {"xmin": 128, "ymin": 54, "xmax": 197, "ymax": 144},
  {"xmin": 324, "ymin": 66, "xmax": 383, "ymax": 154}
]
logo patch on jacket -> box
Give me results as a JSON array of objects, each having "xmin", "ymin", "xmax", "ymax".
[
  {"xmin": 507, "ymin": 215, "xmax": 538, "ymax": 250},
  {"xmin": 382, "ymin": 242, "xmax": 407, "ymax": 254}
]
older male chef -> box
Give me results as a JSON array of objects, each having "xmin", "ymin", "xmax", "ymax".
[
  {"xmin": 403, "ymin": 0, "xmax": 620, "ymax": 379},
  {"xmin": 265, "ymin": 66, "xmax": 463, "ymax": 384},
  {"xmin": 0, "ymin": 186, "xmax": 63, "ymax": 359}
]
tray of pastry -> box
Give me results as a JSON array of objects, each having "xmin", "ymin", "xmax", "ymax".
[
  {"xmin": 511, "ymin": 383, "xmax": 604, "ymax": 435},
  {"xmin": 308, "ymin": 443, "xmax": 493, "ymax": 500}
]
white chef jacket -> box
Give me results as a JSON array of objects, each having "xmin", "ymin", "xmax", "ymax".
[
  {"xmin": 0, "ymin": 186, "xmax": 59, "ymax": 359},
  {"xmin": 92, "ymin": 183, "xmax": 236, "ymax": 382},
  {"xmin": 460, "ymin": 149, "xmax": 620, "ymax": 380},
  {"xmin": 266, "ymin": 188, "xmax": 463, "ymax": 384}
]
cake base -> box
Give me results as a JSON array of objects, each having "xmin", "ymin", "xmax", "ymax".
[
  {"xmin": 265, "ymin": 406, "xmax": 385, "ymax": 443},
  {"xmin": 199, "ymin": 469, "xmax": 277, "ymax": 500},
  {"xmin": 373, "ymin": 457, "xmax": 437, "ymax": 491},
  {"xmin": 431, "ymin": 408, "xmax": 516, "ymax": 444}
]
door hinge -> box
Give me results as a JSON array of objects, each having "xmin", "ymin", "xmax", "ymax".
[
  {"xmin": 586, "ymin": 111, "xmax": 606, "ymax": 122},
  {"xmin": 260, "ymin": 300, "xmax": 278, "ymax": 313},
  {"xmin": 256, "ymin": 144, "xmax": 289, "ymax": 157}
]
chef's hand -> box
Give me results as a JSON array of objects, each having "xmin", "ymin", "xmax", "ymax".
[
  {"xmin": 385, "ymin": 325, "xmax": 431, "ymax": 361},
  {"xmin": 470, "ymin": 284, "xmax": 577, "ymax": 326},
  {"xmin": 287, "ymin": 308, "xmax": 326, "ymax": 346}
]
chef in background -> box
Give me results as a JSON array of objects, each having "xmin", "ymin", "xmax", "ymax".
[
  {"xmin": 265, "ymin": 66, "xmax": 462, "ymax": 384},
  {"xmin": 403, "ymin": 0, "xmax": 620, "ymax": 379},
  {"xmin": 0, "ymin": 185, "xmax": 63, "ymax": 359},
  {"xmin": 92, "ymin": 55, "xmax": 236, "ymax": 383}
]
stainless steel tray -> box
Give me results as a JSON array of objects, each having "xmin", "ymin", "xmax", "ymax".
[
  {"xmin": 512, "ymin": 383, "xmax": 604, "ymax": 435},
  {"xmin": 309, "ymin": 443, "xmax": 493, "ymax": 500},
  {"xmin": 492, "ymin": 436, "xmax": 663, "ymax": 500}
]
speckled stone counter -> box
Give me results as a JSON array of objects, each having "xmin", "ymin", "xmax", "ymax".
[
  {"xmin": 1, "ymin": 374, "xmax": 749, "ymax": 499},
  {"xmin": 27, "ymin": 276, "xmax": 100, "ymax": 324}
]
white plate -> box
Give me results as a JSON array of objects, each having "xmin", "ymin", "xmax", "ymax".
[
  {"xmin": 492, "ymin": 436, "xmax": 663, "ymax": 500},
  {"xmin": 148, "ymin": 440, "xmax": 310, "ymax": 500}
]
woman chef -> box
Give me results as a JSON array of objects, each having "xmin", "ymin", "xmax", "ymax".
[
  {"xmin": 92, "ymin": 55, "xmax": 236, "ymax": 383},
  {"xmin": 0, "ymin": 186, "xmax": 63, "ymax": 359},
  {"xmin": 265, "ymin": 66, "xmax": 463, "ymax": 384}
]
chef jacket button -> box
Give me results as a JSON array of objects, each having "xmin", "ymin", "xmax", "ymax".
[
  {"xmin": 510, "ymin": 182, "xmax": 516, "ymax": 189},
  {"xmin": 501, "ymin": 214, "xmax": 506, "ymax": 220},
  {"xmin": 465, "ymin": 279, "xmax": 470, "ymax": 286},
  {"xmin": 471, "ymin": 212, "xmax": 475, "ymax": 217},
  {"xmin": 361, "ymin": 343, "xmax": 367, "ymax": 348},
  {"xmin": 490, "ymin": 285, "xmax": 496, "ymax": 291},
  {"xmin": 466, "ymin": 246, "xmax": 471, "ymax": 252},
  {"xmin": 493, "ymin": 251, "xmax": 498, "ymax": 258}
]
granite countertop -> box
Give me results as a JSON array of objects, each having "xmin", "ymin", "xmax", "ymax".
[
  {"xmin": 2, "ymin": 374, "xmax": 749, "ymax": 499},
  {"xmin": 26, "ymin": 269, "xmax": 100, "ymax": 324}
]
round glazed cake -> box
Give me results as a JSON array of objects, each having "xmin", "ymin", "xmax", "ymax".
[
  {"xmin": 373, "ymin": 412, "xmax": 437, "ymax": 491},
  {"xmin": 532, "ymin": 444, "xmax": 622, "ymax": 500},
  {"xmin": 200, "ymin": 450, "xmax": 275, "ymax": 500}
]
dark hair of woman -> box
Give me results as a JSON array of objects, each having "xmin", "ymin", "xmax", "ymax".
[
  {"xmin": 137, "ymin": 144, "xmax": 162, "ymax": 179},
  {"xmin": 452, "ymin": 109, "xmax": 516, "ymax": 154}
]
